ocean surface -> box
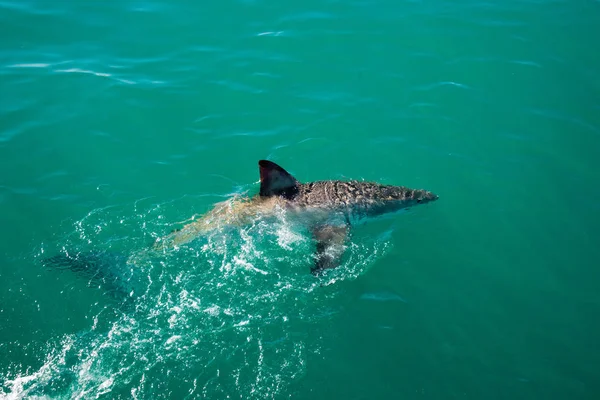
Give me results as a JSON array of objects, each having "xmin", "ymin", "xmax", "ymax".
[{"xmin": 1, "ymin": 0, "xmax": 599, "ymax": 398}]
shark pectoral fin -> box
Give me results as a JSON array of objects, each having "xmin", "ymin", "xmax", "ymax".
[{"xmin": 311, "ymin": 224, "xmax": 349, "ymax": 276}]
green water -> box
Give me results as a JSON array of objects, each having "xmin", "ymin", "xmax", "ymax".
[{"xmin": 1, "ymin": 0, "xmax": 599, "ymax": 398}]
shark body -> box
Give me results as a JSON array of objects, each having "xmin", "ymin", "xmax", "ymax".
[
  {"xmin": 43, "ymin": 160, "xmax": 438, "ymax": 291},
  {"xmin": 156, "ymin": 160, "xmax": 438, "ymax": 274}
]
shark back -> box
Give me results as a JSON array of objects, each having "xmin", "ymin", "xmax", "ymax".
[{"xmin": 295, "ymin": 180, "xmax": 437, "ymax": 223}]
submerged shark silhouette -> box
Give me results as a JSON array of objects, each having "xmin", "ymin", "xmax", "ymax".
[{"xmin": 155, "ymin": 160, "xmax": 438, "ymax": 275}]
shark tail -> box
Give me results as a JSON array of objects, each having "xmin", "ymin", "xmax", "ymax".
[
  {"xmin": 42, "ymin": 251, "xmax": 139, "ymax": 299},
  {"xmin": 43, "ymin": 251, "xmax": 115, "ymax": 273}
]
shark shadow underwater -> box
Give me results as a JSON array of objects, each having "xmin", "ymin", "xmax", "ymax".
[{"xmin": 44, "ymin": 160, "xmax": 439, "ymax": 289}]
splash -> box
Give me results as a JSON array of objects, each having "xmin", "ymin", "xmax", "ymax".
[{"xmin": 1, "ymin": 197, "xmax": 391, "ymax": 399}]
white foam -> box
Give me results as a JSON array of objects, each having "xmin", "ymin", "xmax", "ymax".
[{"xmin": 165, "ymin": 335, "xmax": 181, "ymax": 346}]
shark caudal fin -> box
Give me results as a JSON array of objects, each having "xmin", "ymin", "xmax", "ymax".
[
  {"xmin": 258, "ymin": 160, "xmax": 300, "ymax": 199},
  {"xmin": 42, "ymin": 251, "xmax": 139, "ymax": 299}
]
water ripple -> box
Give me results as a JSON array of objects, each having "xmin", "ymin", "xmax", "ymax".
[
  {"xmin": 208, "ymin": 79, "xmax": 266, "ymax": 94},
  {"xmin": 256, "ymin": 31, "xmax": 285, "ymax": 37},
  {"xmin": 277, "ymin": 11, "xmax": 338, "ymax": 23},
  {"xmin": 3, "ymin": 61, "xmax": 168, "ymax": 87},
  {"xmin": 527, "ymin": 108, "xmax": 600, "ymax": 136},
  {"xmin": 0, "ymin": 0, "xmax": 66, "ymax": 15},
  {"xmin": 6, "ymin": 63, "xmax": 51, "ymax": 69},
  {"xmin": 413, "ymin": 81, "xmax": 472, "ymax": 91}
]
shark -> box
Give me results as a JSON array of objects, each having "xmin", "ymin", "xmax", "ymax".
[
  {"xmin": 43, "ymin": 160, "xmax": 438, "ymax": 287},
  {"xmin": 154, "ymin": 160, "xmax": 438, "ymax": 275}
]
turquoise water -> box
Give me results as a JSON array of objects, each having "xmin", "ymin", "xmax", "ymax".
[{"xmin": 1, "ymin": 0, "xmax": 599, "ymax": 398}]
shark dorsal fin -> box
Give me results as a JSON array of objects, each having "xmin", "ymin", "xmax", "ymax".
[{"xmin": 258, "ymin": 160, "xmax": 300, "ymax": 199}]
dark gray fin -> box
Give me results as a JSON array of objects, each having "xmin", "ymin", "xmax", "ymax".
[
  {"xmin": 258, "ymin": 160, "xmax": 300, "ymax": 199},
  {"xmin": 311, "ymin": 224, "xmax": 349, "ymax": 276}
]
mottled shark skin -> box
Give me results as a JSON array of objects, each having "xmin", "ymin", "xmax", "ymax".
[{"xmin": 155, "ymin": 160, "xmax": 438, "ymax": 275}]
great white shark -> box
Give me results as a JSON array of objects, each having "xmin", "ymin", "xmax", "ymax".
[
  {"xmin": 154, "ymin": 160, "xmax": 439, "ymax": 275},
  {"xmin": 44, "ymin": 160, "xmax": 438, "ymax": 286}
]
